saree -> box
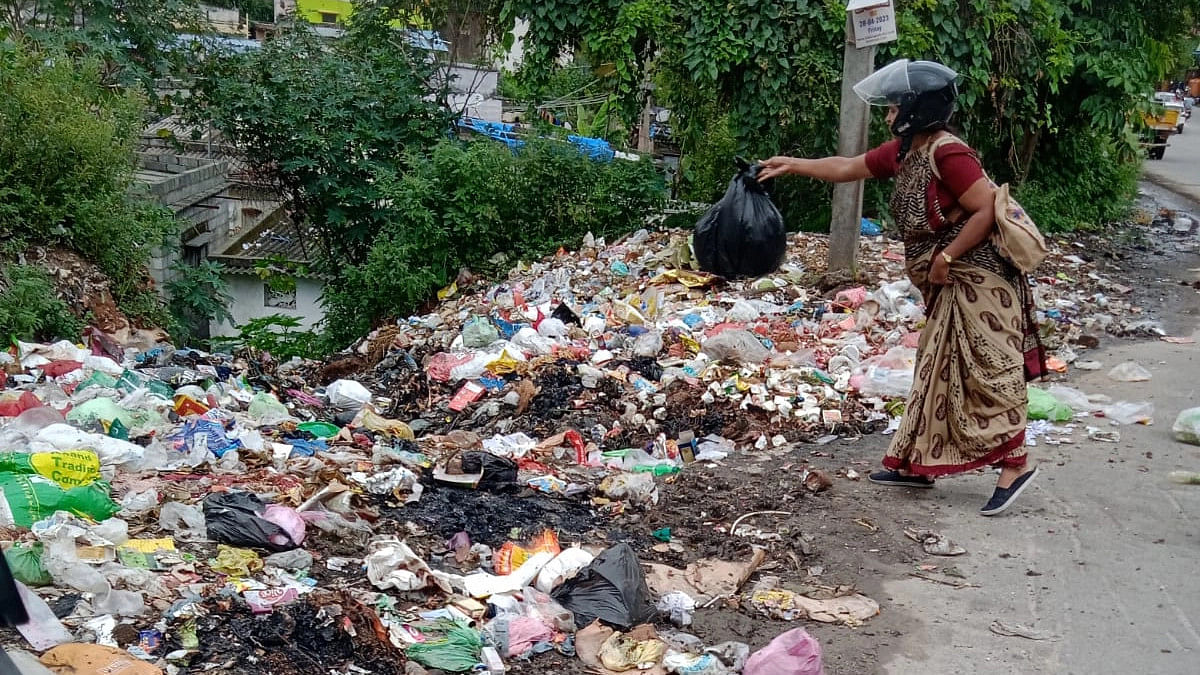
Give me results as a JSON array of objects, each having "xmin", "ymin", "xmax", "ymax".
[{"xmin": 883, "ymin": 139, "xmax": 1045, "ymax": 477}]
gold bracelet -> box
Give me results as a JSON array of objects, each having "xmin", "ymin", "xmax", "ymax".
[{"xmin": 940, "ymin": 251, "xmax": 953, "ymax": 264}]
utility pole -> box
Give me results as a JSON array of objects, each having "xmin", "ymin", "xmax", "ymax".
[{"xmin": 828, "ymin": 0, "xmax": 896, "ymax": 274}]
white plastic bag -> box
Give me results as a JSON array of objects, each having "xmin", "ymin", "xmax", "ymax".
[
  {"xmin": 1045, "ymin": 385, "xmax": 1092, "ymax": 412},
  {"xmin": 535, "ymin": 548, "xmax": 595, "ymax": 593},
  {"xmin": 1101, "ymin": 401, "xmax": 1154, "ymax": 425},
  {"xmin": 326, "ymin": 379, "xmax": 372, "ymax": 413},
  {"xmin": 1107, "ymin": 361, "xmax": 1152, "ymax": 382}
]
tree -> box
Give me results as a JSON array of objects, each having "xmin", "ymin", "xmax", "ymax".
[
  {"xmin": 0, "ymin": 43, "xmax": 174, "ymax": 322},
  {"xmin": 1, "ymin": 0, "xmax": 207, "ymax": 93},
  {"xmin": 497, "ymin": 0, "xmax": 1200, "ymax": 230}
]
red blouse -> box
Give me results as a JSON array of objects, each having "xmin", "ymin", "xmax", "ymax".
[{"xmin": 865, "ymin": 137, "xmax": 986, "ymax": 228}]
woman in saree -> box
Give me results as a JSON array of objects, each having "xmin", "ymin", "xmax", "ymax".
[{"xmin": 757, "ymin": 59, "xmax": 1043, "ymax": 515}]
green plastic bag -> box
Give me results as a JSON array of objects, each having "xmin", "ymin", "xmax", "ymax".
[
  {"xmin": 66, "ymin": 397, "xmax": 136, "ymax": 430},
  {"xmin": 76, "ymin": 370, "xmax": 119, "ymax": 393},
  {"xmin": 1027, "ymin": 386, "xmax": 1072, "ymax": 422},
  {"xmin": 247, "ymin": 392, "xmax": 292, "ymax": 424},
  {"xmin": 1173, "ymin": 407, "xmax": 1200, "ymax": 445},
  {"xmin": 406, "ymin": 621, "xmax": 483, "ymax": 672},
  {"xmin": 0, "ymin": 473, "xmax": 120, "ymax": 528},
  {"xmin": 4, "ymin": 542, "xmax": 53, "ymax": 586},
  {"xmin": 0, "ymin": 450, "xmax": 102, "ymax": 488}
]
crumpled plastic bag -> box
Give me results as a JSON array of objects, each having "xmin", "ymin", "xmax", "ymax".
[
  {"xmin": 1173, "ymin": 407, "xmax": 1200, "ymax": 445},
  {"xmin": 4, "ymin": 542, "xmax": 53, "ymax": 586},
  {"xmin": 599, "ymin": 472, "xmax": 659, "ymax": 506},
  {"xmin": 600, "ymin": 628, "xmax": 667, "ymax": 671},
  {"xmin": 701, "ymin": 330, "xmax": 770, "ymax": 365},
  {"xmin": 326, "ymin": 379, "xmax": 372, "ymax": 413},
  {"xmin": 209, "ymin": 544, "xmax": 263, "ymax": 577},
  {"xmin": 742, "ymin": 628, "xmax": 825, "ymax": 675},
  {"xmin": 1045, "ymin": 384, "xmax": 1092, "ymax": 412},
  {"xmin": 462, "ymin": 316, "xmax": 501, "ymax": 348},
  {"xmin": 1027, "ymin": 387, "xmax": 1073, "ymax": 422},
  {"xmin": 158, "ymin": 501, "xmax": 207, "ymax": 541},
  {"xmin": 202, "ymin": 492, "xmax": 298, "ymax": 552},
  {"xmin": 1107, "ymin": 361, "xmax": 1152, "ymax": 382},
  {"xmin": 365, "ymin": 536, "xmax": 451, "ymax": 592},
  {"xmin": 552, "ymin": 543, "xmax": 655, "ymax": 630},
  {"xmin": 657, "ymin": 591, "xmax": 697, "ymax": 627},
  {"xmin": 247, "ymin": 392, "xmax": 293, "ymax": 425}
]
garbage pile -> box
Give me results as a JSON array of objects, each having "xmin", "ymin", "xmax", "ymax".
[{"xmin": 0, "ymin": 225, "xmax": 1155, "ymax": 674}]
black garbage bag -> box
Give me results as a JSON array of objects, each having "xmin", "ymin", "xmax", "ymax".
[
  {"xmin": 694, "ymin": 158, "xmax": 787, "ymax": 279},
  {"xmin": 461, "ymin": 452, "xmax": 518, "ymax": 491},
  {"xmin": 202, "ymin": 492, "xmax": 297, "ymax": 552},
  {"xmin": 551, "ymin": 543, "xmax": 655, "ymax": 630}
]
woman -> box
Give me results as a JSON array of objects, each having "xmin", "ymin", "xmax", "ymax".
[{"xmin": 757, "ymin": 59, "xmax": 1042, "ymax": 516}]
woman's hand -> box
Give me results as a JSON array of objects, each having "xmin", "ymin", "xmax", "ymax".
[
  {"xmin": 756, "ymin": 156, "xmax": 798, "ymax": 182},
  {"xmin": 929, "ymin": 254, "xmax": 951, "ymax": 285}
]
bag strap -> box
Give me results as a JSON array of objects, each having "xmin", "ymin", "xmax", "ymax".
[{"xmin": 925, "ymin": 133, "xmax": 969, "ymax": 181}]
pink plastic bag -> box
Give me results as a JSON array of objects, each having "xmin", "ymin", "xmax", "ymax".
[
  {"xmin": 505, "ymin": 616, "xmax": 554, "ymax": 657},
  {"xmin": 743, "ymin": 628, "xmax": 825, "ymax": 675},
  {"xmin": 427, "ymin": 352, "xmax": 475, "ymax": 382},
  {"xmin": 262, "ymin": 504, "xmax": 307, "ymax": 547}
]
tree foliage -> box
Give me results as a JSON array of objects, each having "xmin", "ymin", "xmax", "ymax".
[
  {"xmin": 187, "ymin": 22, "xmax": 454, "ymax": 268},
  {"xmin": 1, "ymin": 0, "xmax": 207, "ymax": 94},
  {"xmin": 0, "ymin": 43, "xmax": 175, "ymax": 323},
  {"xmin": 496, "ymin": 0, "xmax": 1200, "ymax": 229}
]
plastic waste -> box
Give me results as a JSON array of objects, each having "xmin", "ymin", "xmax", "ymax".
[
  {"xmin": 860, "ymin": 217, "xmax": 882, "ymax": 236},
  {"xmin": 742, "ymin": 628, "xmax": 825, "ymax": 675},
  {"xmin": 0, "ymin": 475, "xmax": 119, "ymax": 528},
  {"xmin": 461, "ymin": 451, "xmax": 518, "ymax": 491},
  {"xmin": 65, "ymin": 397, "xmax": 136, "ymax": 429},
  {"xmin": 694, "ymin": 160, "xmax": 787, "ymax": 279},
  {"xmin": 246, "ymin": 392, "xmax": 293, "ymax": 424},
  {"xmin": 406, "ymin": 621, "xmax": 484, "ymax": 672},
  {"xmin": 1027, "ymin": 387, "xmax": 1073, "ymax": 422},
  {"xmin": 658, "ymin": 591, "xmax": 698, "ymax": 626},
  {"xmin": 202, "ymin": 492, "xmax": 299, "ymax": 552},
  {"xmin": 850, "ymin": 346, "xmax": 916, "ymax": 398},
  {"xmin": 7, "ymin": 406, "xmax": 66, "ymax": 439},
  {"xmin": 5, "ymin": 542, "xmax": 53, "ymax": 586},
  {"xmin": 158, "ymin": 502, "xmax": 207, "ymax": 541},
  {"xmin": 264, "ymin": 549, "xmax": 314, "ymax": 570},
  {"xmin": 210, "ymin": 544, "xmax": 263, "ymax": 577},
  {"xmin": 1101, "ymin": 401, "xmax": 1154, "ymax": 425},
  {"xmin": 537, "ymin": 318, "xmax": 569, "ymax": 340},
  {"xmin": 0, "ymin": 451, "xmax": 101, "ymax": 488},
  {"xmin": 535, "ymin": 547, "xmax": 596, "ymax": 593},
  {"xmin": 551, "ymin": 543, "xmax": 655, "ymax": 630},
  {"xmin": 1107, "ymin": 361, "xmax": 1152, "ymax": 382},
  {"xmin": 701, "ymin": 330, "xmax": 770, "ymax": 364},
  {"xmin": 33, "ymin": 424, "xmax": 144, "ymax": 468},
  {"xmin": 326, "ymin": 379, "xmax": 373, "ymax": 413},
  {"xmin": 168, "ymin": 419, "xmax": 241, "ymax": 460},
  {"xmin": 13, "ymin": 581, "xmax": 73, "ymax": 651},
  {"xmin": 726, "ymin": 300, "xmax": 761, "ymax": 322},
  {"xmin": 462, "ymin": 316, "xmax": 502, "ymax": 348},
  {"xmin": 598, "ymin": 472, "xmax": 660, "ymax": 506},
  {"xmin": 1045, "ymin": 384, "xmax": 1092, "ymax": 412},
  {"xmin": 1168, "ymin": 470, "xmax": 1200, "ymax": 484},
  {"xmin": 365, "ymin": 537, "xmax": 449, "ymax": 592},
  {"xmin": 119, "ymin": 489, "xmax": 159, "ymax": 515},
  {"xmin": 634, "ymin": 331, "xmax": 665, "ymax": 357},
  {"xmin": 1172, "ymin": 407, "xmax": 1200, "ymax": 445}
]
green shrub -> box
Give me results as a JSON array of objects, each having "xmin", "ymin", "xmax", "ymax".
[
  {"xmin": 0, "ymin": 264, "xmax": 83, "ymax": 342},
  {"xmin": 1015, "ymin": 130, "xmax": 1140, "ymax": 232},
  {"xmin": 210, "ymin": 315, "xmax": 327, "ymax": 361},
  {"xmin": 0, "ymin": 44, "xmax": 175, "ymax": 323},
  {"xmin": 165, "ymin": 261, "xmax": 235, "ymax": 346},
  {"xmin": 321, "ymin": 138, "xmax": 667, "ymax": 345}
]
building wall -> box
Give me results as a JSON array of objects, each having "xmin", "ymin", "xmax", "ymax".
[
  {"xmin": 211, "ymin": 274, "xmax": 325, "ymax": 337},
  {"xmin": 294, "ymin": 0, "xmax": 354, "ymax": 24}
]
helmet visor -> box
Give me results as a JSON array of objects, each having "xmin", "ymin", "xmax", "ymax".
[{"xmin": 853, "ymin": 59, "xmax": 911, "ymax": 106}]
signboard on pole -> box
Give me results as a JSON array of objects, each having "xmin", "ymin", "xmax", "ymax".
[{"xmin": 847, "ymin": 0, "xmax": 897, "ymax": 48}]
